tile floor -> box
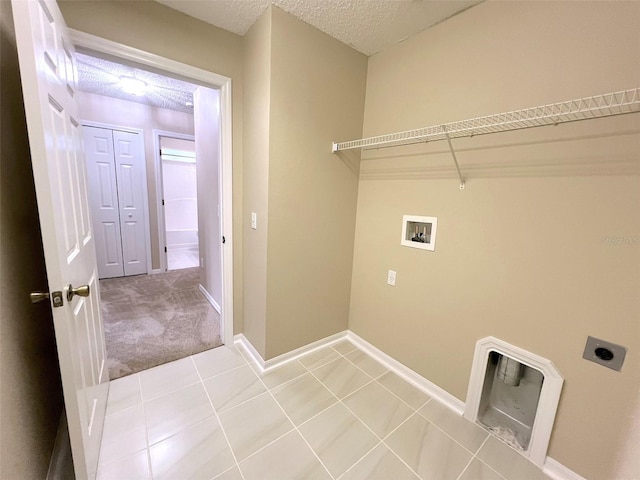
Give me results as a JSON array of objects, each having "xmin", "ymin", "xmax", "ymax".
[
  {"xmin": 97, "ymin": 340, "xmax": 552, "ymax": 480},
  {"xmin": 167, "ymin": 246, "xmax": 199, "ymax": 271}
]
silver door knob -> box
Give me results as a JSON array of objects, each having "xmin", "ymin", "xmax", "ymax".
[{"xmin": 67, "ymin": 284, "xmax": 90, "ymax": 301}]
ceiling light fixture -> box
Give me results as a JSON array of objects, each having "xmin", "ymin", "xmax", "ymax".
[{"xmin": 119, "ymin": 76, "xmax": 147, "ymax": 96}]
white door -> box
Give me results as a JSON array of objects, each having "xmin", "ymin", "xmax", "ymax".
[
  {"xmin": 12, "ymin": 1, "xmax": 109, "ymax": 479},
  {"xmin": 113, "ymin": 130, "xmax": 148, "ymax": 276},
  {"xmin": 84, "ymin": 126, "xmax": 124, "ymax": 278},
  {"xmin": 84, "ymin": 126, "xmax": 148, "ymax": 278}
]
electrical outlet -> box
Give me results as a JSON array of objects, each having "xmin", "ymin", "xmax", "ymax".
[
  {"xmin": 251, "ymin": 212, "xmax": 257, "ymax": 230},
  {"xmin": 583, "ymin": 336, "xmax": 627, "ymax": 371},
  {"xmin": 387, "ymin": 270, "xmax": 396, "ymax": 286}
]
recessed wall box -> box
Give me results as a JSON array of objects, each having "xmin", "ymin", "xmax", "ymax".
[{"xmin": 401, "ymin": 215, "xmax": 437, "ymax": 251}]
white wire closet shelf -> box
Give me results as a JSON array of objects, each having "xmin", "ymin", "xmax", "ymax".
[
  {"xmin": 331, "ymin": 87, "xmax": 640, "ymax": 189},
  {"xmin": 332, "ymin": 88, "xmax": 640, "ymax": 152}
]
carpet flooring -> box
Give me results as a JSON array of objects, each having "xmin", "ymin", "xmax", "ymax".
[{"xmin": 99, "ymin": 268, "xmax": 222, "ymax": 380}]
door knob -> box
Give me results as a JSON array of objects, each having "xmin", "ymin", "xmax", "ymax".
[
  {"xmin": 30, "ymin": 290, "xmax": 64, "ymax": 307},
  {"xmin": 67, "ymin": 284, "xmax": 90, "ymax": 301},
  {"xmin": 30, "ymin": 292, "xmax": 50, "ymax": 303}
]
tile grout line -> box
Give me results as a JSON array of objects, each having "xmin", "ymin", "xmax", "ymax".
[
  {"xmin": 252, "ymin": 360, "xmax": 307, "ymax": 391},
  {"xmin": 304, "ymin": 344, "xmax": 439, "ymax": 479},
  {"xmin": 377, "ymin": 411, "xmax": 427, "ymax": 480},
  {"xmin": 136, "ymin": 373, "xmax": 153, "ymax": 480},
  {"xmin": 455, "ymin": 434, "xmax": 493, "ymax": 480},
  {"xmin": 304, "ymin": 366, "xmax": 388, "ymax": 477},
  {"xmin": 413, "ymin": 404, "xmax": 490, "ymax": 457},
  {"xmin": 469, "ymin": 435, "xmax": 509, "ymax": 480},
  {"xmin": 328, "ymin": 343, "xmax": 523, "ymax": 479},
  {"xmin": 251, "ymin": 369, "xmax": 337, "ymax": 480},
  {"xmin": 191, "ymin": 355, "xmax": 247, "ymax": 480},
  {"xmin": 334, "ymin": 440, "xmax": 384, "ymax": 480}
]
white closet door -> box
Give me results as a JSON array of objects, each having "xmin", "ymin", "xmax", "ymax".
[
  {"xmin": 113, "ymin": 130, "xmax": 148, "ymax": 276},
  {"xmin": 83, "ymin": 126, "xmax": 124, "ymax": 279}
]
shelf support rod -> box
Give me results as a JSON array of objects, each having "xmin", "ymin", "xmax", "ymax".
[{"xmin": 442, "ymin": 125, "xmax": 465, "ymax": 190}]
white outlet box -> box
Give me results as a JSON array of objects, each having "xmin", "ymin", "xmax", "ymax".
[
  {"xmin": 387, "ymin": 270, "xmax": 396, "ymax": 286},
  {"xmin": 251, "ymin": 212, "xmax": 257, "ymax": 230}
]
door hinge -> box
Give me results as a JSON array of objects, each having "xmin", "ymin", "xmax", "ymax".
[
  {"xmin": 222, "ymin": 236, "xmax": 226, "ymax": 244},
  {"xmin": 162, "ymin": 199, "xmax": 165, "ymax": 206},
  {"xmin": 164, "ymin": 246, "xmax": 167, "ymax": 253}
]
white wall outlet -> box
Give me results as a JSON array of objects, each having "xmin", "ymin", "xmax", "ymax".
[
  {"xmin": 387, "ymin": 270, "xmax": 396, "ymax": 286},
  {"xmin": 251, "ymin": 212, "xmax": 257, "ymax": 230}
]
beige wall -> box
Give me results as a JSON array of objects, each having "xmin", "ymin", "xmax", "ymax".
[
  {"xmin": 265, "ymin": 7, "xmax": 367, "ymax": 358},
  {"xmin": 0, "ymin": 1, "xmax": 65, "ymax": 477},
  {"xmin": 194, "ymin": 87, "xmax": 222, "ymax": 307},
  {"xmin": 78, "ymin": 91, "xmax": 194, "ymax": 270},
  {"xmin": 349, "ymin": 2, "xmax": 640, "ymax": 479},
  {"xmin": 60, "ymin": 0, "xmax": 245, "ymax": 333},
  {"xmin": 241, "ymin": 8, "xmax": 272, "ymax": 357}
]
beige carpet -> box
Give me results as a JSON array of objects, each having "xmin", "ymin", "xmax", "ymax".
[{"xmin": 99, "ymin": 268, "xmax": 222, "ymax": 380}]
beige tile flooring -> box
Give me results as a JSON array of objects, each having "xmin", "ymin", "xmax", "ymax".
[{"xmin": 97, "ymin": 340, "xmax": 552, "ymax": 480}]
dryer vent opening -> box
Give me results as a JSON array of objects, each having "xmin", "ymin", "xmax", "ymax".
[
  {"xmin": 479, "ymin": 352, "xmax": 544, "ymax": 451},
  {"xmin": 464, "ymin": 337, "xmax": 564, "ymax": 467}
]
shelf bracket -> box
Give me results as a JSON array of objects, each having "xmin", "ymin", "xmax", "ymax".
[{"xmin": 442, "ymin": 125, "xmax": 465, "ymax": 190}]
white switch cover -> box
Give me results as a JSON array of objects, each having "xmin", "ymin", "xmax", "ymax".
[
  {"xmin": 251, "ymin": 212, "xmax": 257, "ymax": 230},
  {"xmin": 387, "ymin": 270, "xmax": 396, "ymax": 286}
]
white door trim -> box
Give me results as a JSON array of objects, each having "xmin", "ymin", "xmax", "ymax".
[
  {"xmin": 82, "ymin": 121, "xmax": 153, "ymax": 276},
  {"xmin": 69, "ymin": 29, "xmax": 234, "ymax": 346},
  {"xmin": 153, "ymin": 130, "xmax": 196, "ymax": 274}
]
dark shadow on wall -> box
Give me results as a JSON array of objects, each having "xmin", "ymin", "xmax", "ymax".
[{"xmin": 0, "ymin": 1, "xmax": 65, "ymax": 478}]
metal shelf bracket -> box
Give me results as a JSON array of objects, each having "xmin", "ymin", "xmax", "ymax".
[{"xmin": 442, "ymin": 125, "xmax": 465, "ymax": 190}]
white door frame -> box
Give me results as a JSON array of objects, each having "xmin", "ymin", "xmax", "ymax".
[
  {"xmin": 69, "ymin": 30, "xmax": 234, "ymax": 346},
  {"xmin": 82, "ymin": 121, "xmax": 153, "ymax": 277},
  {"xmin": 153, "ymin": 130, "xmax": 196, "ymax": 274}
]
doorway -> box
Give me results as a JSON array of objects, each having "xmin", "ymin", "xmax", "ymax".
[
  {"xmin": 71, "ymin": 31, "xmax": 234, "ymax": 353},
  {"xmin": 158, "ymin": 135, "xmax": 199, "ymax": 271},
  {"xmin": 76, "ymin": 51, "xmax": 227, "ymax": 377}
]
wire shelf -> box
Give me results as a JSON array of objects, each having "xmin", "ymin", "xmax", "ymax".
[{"xmin": 332, "ymin": 88, "xmax": 640, "ymax": 153}]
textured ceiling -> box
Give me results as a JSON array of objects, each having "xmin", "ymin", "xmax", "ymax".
[
  {"xmin": 155, "ymin": 0, "xmax": 481, "ymax": 56},
  {"xmin": 76, "ymin": 53, "xmax": 200, "ymax": 113},
  {"xmin": 76, "ymin": 1, "xmax": 481, "ymax": 110}
]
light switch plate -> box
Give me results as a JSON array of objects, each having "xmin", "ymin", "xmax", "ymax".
[
  {"xmin": 387, "ymin": 270, "xmax": 396, "ymax": 286},
  {"xmin": 582, "ymin": 336, "xmax": 627, "ymax": 371},
  {"xmin": 251, "ymin": 212, "xmax": 257, "ymax": 230}
]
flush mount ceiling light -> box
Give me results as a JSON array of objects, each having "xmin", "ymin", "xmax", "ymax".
[{"xmin": 119, "ymin": 76, "xmax": 147, "ymax": 96}]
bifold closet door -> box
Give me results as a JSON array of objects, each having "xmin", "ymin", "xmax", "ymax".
[
  {"xmin": 113, "ymin": 130, "xmax": 147, "ymax": 276},
  {"xmin": 83, "ymin": 126, "xmax": 147, "ymax": 278}
]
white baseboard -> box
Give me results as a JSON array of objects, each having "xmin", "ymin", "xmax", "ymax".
[
  {"xmin": 234, "ymin": 334, "xmax": 264, "ymax": 368},
  {"xmin": 233, "ymin": 329, "xmax": 583, "ymax": 480},
  {"xmin": 346, "ymin": 331, "xmax": 466, "ymax": 415},
  {"xmin": 234, "ymin": 331, "xmax": 348, "ymax": 374},
  {"xmin": 544, "ymin": 457, "xmax": 587, "ymax": 480},
  {"xmin": 198, "ymin": 284, "xmax": 221, "ymax": 314},
  {"xmin": 149, "ymin": 268, "xmax": 164, "ymax": 275}
]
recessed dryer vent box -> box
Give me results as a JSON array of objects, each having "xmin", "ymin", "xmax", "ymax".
[{"xmin": 401, "ymin": 215, "xmax": 437, "ymax": 251}]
